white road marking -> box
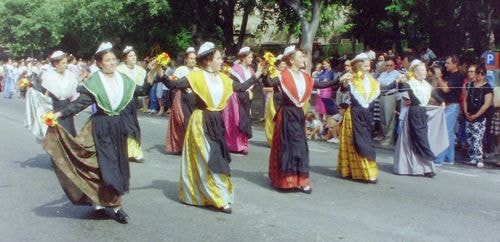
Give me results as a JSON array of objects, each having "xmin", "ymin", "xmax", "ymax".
[
  {"xmin": 309, "ymin": 148, "xmax": 327, "ymax": 153},
  {"xmin": 440, "ymin": 170, "xmax": 478, "ymax": 177}
]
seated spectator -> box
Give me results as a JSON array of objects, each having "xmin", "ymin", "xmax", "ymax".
[
  {"xmin": 306, "ymin": 112, "xmax": 322, "ymax": 140},
  {"xmin": 323, "ymin": 103, "xmax": 348, "ymax": 143}
]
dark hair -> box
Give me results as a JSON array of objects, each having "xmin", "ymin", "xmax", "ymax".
[
  {"xmin": 402, "ymin": 52, "xmax": 417, "ymax": 63},
  {"xmin": 339, "ymin": 103, "xmax": 349, "ymax": 109},
  {"xmin": 121, "ymin": 49, "xmax": 135, "ymax": 61},
  {"xmin": 94, "ymin": 49, "xmax": 116, "ymax": 68},
  {"xmin": 284, "ymin": 48, "xmax": 304, "ymax": 67},
  {"xmin": 446, "ymin": 55, "xmax": 460, "ymax": 65},
  {"xmin": 475, "ymin": 65, "xmax": 486, "ymax": 75},
  {"xmin": 196, "ymin": 49, "xmax": 219, "ymax": 68},
  {"xmin": 238, "ymin": 51, "xmax": 252, "ymax": 61},
  {"xmin": 322, "ymin": 59, "xmax": 331, "ymax": 65},
  {"xmin": 67, "ymin": 54, "xmax": 75, "ymax": 63}
]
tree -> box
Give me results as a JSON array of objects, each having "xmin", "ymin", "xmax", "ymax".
[{"xmin": 0, "ymin": 0, "xmax": 65, "ymax": 57}]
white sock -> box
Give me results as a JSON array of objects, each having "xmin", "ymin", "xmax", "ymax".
[
  {"xmin": 113, "ymin": 207, "xmax": 121, "ymax": 213},
  {"xmin": 94, "ymin": 204, "xmax": 104, "ymax": 210}
]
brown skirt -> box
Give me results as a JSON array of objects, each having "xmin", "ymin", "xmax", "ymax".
[
  {"xmin": 43, "ymin": 122, "xmax": 120, "ymax": 207},
  {"xmin": 165, "ymin": 90, "xmax": 185, "ymax": 154}
]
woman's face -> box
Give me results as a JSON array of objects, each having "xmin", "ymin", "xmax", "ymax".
[
  {"xmin": 344, "ymin": 60, "xmax": 351, "ymax": 72},
  {"xmin": 242, "ymin": 53, "xmax": 253, "ymax": 66},
  {"xmin": 292, "ymin": 51, "xmax": 305, "ymax": 69},
  {"xmin": 208, "ymin": 50, "xmax": 223, "ymax": 72},
  {"xmin": 467, "ymin": 66, "xmax": 477, "ymax": 81},
  {"xmin": 322, "ymin": 61, "xmax": 330, "ymax": 69},
  {"xmin": 362, "ymin": 60, "xmax": 371, "ymax": 73},
  {"xmin": 414, "ymin": 65, "xmax": 427, "ymax": 80},
  {"xmin": 55, "ymin": 57, "xmax": 68, "ymax": 73},
  {"xmin": 125, "ymin": 51, "xmax": 137, "ymax": 65},
  {"xmin": 476, "ymin": 70, "xmax": 485, "ymax": 82},
  {"xmin": 185, "ymin": 53, "xmax": 196, "ymax": 67},
  {"xmin": 99, "ymin": 52, "xmax": 118, "ymax": 73}
]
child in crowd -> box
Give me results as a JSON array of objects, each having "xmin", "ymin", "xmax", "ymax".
[
  {"xmin": 306, "ymin": 112, "xmax": 323, "ymax": 140},
  {"xmin": 323, "ymin": 103, "xmax": 348, "ymax": 143}
]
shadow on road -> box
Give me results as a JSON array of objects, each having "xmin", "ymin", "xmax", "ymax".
[
  {"xmin": 377, "ymin": 163, "xmax": 395, "ymax": 175},
  {"xmin": 33, "ymin": 196, "xmax": 92, "ymax": 220},
  {"xmin": 249, "ymin": 140, "xmax": 270, "ymax": 148},
  {"xmin": 144, "ymin": 144, "xmax": 165, "ymax": 154},
  {"xmin": 131, "ymin": 180, "xmax": 178, "ymax": 202},
  {"xmin": 231, "ymin": 169, "xmax": 274, "ymax": 191},
  {"xmin": 14, "ymin": 154, "xmax": 52, "ymax": 170},
  {"xmin": 309, "ymin": 165, "xmax": 339, "ymax": 178}
]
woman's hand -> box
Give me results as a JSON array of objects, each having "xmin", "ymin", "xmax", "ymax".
[{"xmin": 339, "ymin": 72, "xmax": 352, "ymax": 85}]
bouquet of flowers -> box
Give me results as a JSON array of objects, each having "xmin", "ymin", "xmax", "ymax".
[
  {"xmin": 263, "ymin": 52, "xmax": 278, "ymax": 78},
  {"xmin": 41, "ymin": 112, "xmax": 58, "ymax": 127},
  {"xmin": 18, "ymin": 78, "xmax": 31, "ymax": 91},
  {"xmin": 221, "ymin": 64, "xmax": 231, "ymax": 75},
  {"xmin": 155, "ymin": 52, "xmax": 171, "ymax": 67}
]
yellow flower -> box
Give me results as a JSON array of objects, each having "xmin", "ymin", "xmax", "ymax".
[
  {"xmin": 19, "ymin": 78, "xmax": 30, "ymax": 88},
  {"xmin": 41, "ymin": 112, "xmax": 58, "ymax": 127},
  {"xmin": 263, "ymin": 52, "xmax": 276, "ymax": 66},
  {"xmin": 407, "ymin": 71, "xmax": 414, "ymax": 80},
  {"xmin": 155, "ymin": 52, "xmax": 171, "ymax": 67}
]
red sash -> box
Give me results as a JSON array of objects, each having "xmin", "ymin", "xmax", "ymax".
[{"xmin": 280, "ymin": 68, "xmax": 313, "ymax": 107}]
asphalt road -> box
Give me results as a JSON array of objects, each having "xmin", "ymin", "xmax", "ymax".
[{"xmin": 1, "ymin": 96, "xmax": 500, "ymax": 242}]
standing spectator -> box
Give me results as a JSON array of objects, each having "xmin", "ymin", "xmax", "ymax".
[
  {"xmin": 336, "ymin": 60, "xmax": 351, "ymax": 105},
  {"xmin": 377, "ymin": 58, "xmax": 400, "ymax": 145},
  {"xmin": 463, "ymin": 66, "xmax": 493, "ymax": 168},
  {"xmin": 491, "ymin": 85, "xmax": 500, "ymax": 166},
  {"xmin": 315, "ymin": 59, "xmax": 336, "ymax": 120},
  {"xmin": 434, "ymin": 55, "xmax": 464, "ymax": 165}
]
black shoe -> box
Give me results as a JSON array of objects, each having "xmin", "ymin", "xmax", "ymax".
[
  {"xmin": 90, "ymin": 209, "xmax": 108, "ymax": 220},
  {"xmin": 114, "ymin": 209, "xmax": 129, "ymax": 224},
  {"xmin": 424, "ymin": 172, "xmax": 436, "ymax": 178},
  {"xmin": 367, "ymin": 180, "xmax": 378, "ymax": 184}
]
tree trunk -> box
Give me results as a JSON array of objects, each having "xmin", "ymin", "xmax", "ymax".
[
  {"xmin": 237, "ymin": 1, "xmax": 255, "ymax": 49},
  {"xmin": 285, "ymin": 0, "xmax": 322, "ymax": 74}
]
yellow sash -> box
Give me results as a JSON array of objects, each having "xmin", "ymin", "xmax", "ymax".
[
  {"xmin": 186, "ymin": 70, "xmax": 233, "ymax": 111},
  {"xmin": 352, "ymin": 73, "xmax": 379, "ymax": 103}
]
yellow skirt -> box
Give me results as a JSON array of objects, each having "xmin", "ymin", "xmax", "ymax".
[
  {"xmin": 337, "ymin": 107, "xmax": 378, "ymax": 181},
  {"xmin": 264, "ymin": 94, "xmax": 277, "ymax": 146},
  {"xmin": 127, "ymin": 137, "xmax": 143, "ymax": 159},
  {"xmin": 179, "ymin": 110, "xmax": 234, "ymax": 209}
]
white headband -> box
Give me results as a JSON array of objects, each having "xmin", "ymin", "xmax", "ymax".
[{"xmin": 96, "ymin": 42, "xmax": 113, "ymax": 54}]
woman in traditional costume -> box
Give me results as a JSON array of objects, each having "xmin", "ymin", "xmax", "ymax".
[
  {"xmin": 117, "ymin": 46, "xmax": 147, "ymax": 162},
  {"xmin": 222, "ymin": 47, "xmax": 256, "ymax": 154},
  {"xmin": 46, "ymin": 42, "xmax": 142, "ymax": 224},
  {"xmin": 393, "ymin": 60, "xmax": 447, "ymax": 177},
  {"xmin": 164, "ymin": 47, "xmax": 198, "ymax": 154},
  {"xmin": 264, "ymin": 55, "xmax": 285, "ymax": 146},
  {"xmin": 41, "ymin": 51, "xmax": 79, "ymax": 136},
  {"xmin": 159, "ymin": 42, "xmax": 260, "ymax": 213},
  {"xmin": 263, "ymin": 46, "xmax": 340, "ymax": 193},
  {"xmin": 337, "ymin": 53, "xmax": 380, "ymax": 183}
]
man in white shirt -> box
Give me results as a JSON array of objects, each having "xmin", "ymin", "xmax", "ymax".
[{"xmin": 377, "ymin": 58, "xmax": 400, "ymax": 145}]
